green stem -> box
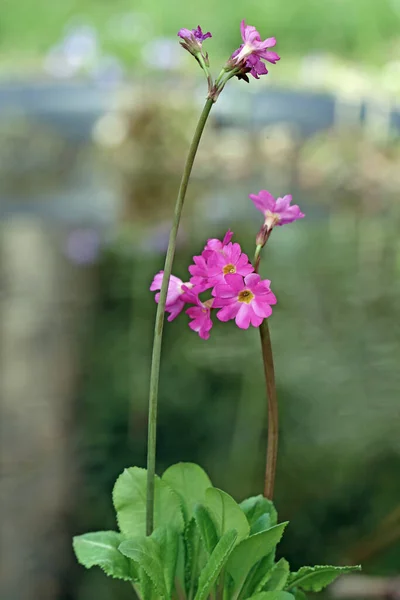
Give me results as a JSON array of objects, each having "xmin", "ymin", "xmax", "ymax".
[
  {"xmin": 146, "ymin": 97, "xmax": 214, "ymax": 536},
  {"xmin": 253, "ymin": 244, "xmax": 278, "ymax": 500}
]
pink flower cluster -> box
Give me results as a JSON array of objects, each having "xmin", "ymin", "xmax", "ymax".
[
  {"xmin": 150, "ymin": 231, "xmax": 277, "ymax": 339},
  {"xmin": 150, "ymin": 189, "xmax": 304, "ymax": 340}
]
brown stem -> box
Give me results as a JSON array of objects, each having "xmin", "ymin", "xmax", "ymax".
[
  {"xmin": 253, "ymin": 238, "xmax": 278, "ymax": 500},
  {"xmin": 258, "ymin": 319, "xmax": 278, "ymax": 500}
]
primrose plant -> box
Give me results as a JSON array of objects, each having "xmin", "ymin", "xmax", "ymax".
[{"xmin": 73, "ymin": 21, "xmax": 360, "ymax": 600}]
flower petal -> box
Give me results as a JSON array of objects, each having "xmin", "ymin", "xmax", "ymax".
[
  {"xmin": 217, "ymin": 303, "xmax": 240, "ymax": 322},
  {"xmin": 249, "ymin": 190, "xmax": 276, "ymax": 212},
  {"xmin": 235, "ymin": 304, "xmax": 251, "ymax": 329},
  {"xmin": 224, "ymin": 273, "xmax": 244, "ymax": 292}
]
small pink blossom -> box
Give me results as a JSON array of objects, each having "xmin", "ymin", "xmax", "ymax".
[
  {"xmin": 182, "ymin": 286, "xmax": 213, "ymax": 340},
  {"xmin": 188, "ymin": 254, "xmax": 214, "ymax": 289},
  {"xmin": 178, "ymin": 25, "xmax": 211, "ymax": 56},
  {"xmin": 189, "ymin": 231, "xmax": 234, "ymax": 286},
  {"xmin": 249, "ymin": 190, "xmax": 305, "ymax": 230},
  {"xmin": 203, "ymin": 229, "xmax": 233, "ymax": 259},
  {"xmin": 231, "ymin": 20, "xmax": 280, "ymax": 79},
  {"xmin": 150, "ymin": 271, "xmax": 192, "ymax": 321},
  {"xmin": 206, "ymin": 242, "xmax": 254, "ymax": 285},
  {"xmin": 213, "ymin": 273, "xmax": 277, "ymax": 329}
]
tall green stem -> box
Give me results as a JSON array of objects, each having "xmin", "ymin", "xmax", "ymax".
[
  {"xmin": 253, "ymin": 243, "xmax": 278, "ymax": 500},
  {"xmin": 146, "ymin": 97, "xmax": 214, "ymax": 535}
]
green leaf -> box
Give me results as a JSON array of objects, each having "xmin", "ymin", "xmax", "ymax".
[
  {"xmin": 247, "ymin": 593, "xmax": 294, "ymax": 600},
  {"xmin": 194, "ymin": 504, "xmax": 219, "ymax": 554},
  {"xmin": 162, "ymin": 463, "xmax": 213, "ymax": 522},
  {"xmin": 240, "ymin": 554, "xmax": 275, "ymax": 599},
  {"xmin": 240, "ymin": 495, "xmax": 278, "ymax": 528},
  {"xmin": 139, "ymin": 567, "xmax": 154, "ymax": 600},
  {"xmin": 263, "ymin": 559, "xmax": 290, "ymax": 591},
  {"xmin": 226, "ymin": 523, "xmax": 288, "ymax": 591},
  {"xmin": 113, "ymin": 467, "xmax": 184, "ymax": 537},
  {"xmin": 293, "ymin": 590, "xmax": 308, "ymax": 600},
  {"xmin": 194, "ymin": 529, "xmax": 238, "ymax": 600},
  {"xmin": 152, "ymin": 526, "xmax": 180, "ymax": 597},
  {"xmin": 118, "ymin": 535, "xmax": 167, "ymax": 597},
  {"xmin": 251, "ymin": 513, "xmax": 271, "ymax": 535},
  {"xmin": 184, "ymin": 517, "xmax": 204, "ymax": 598},
  {"xmin": 288, "ymin": 565, "xmax": 361, "ymax": 592},
  {"xmin": 205, "ymin": 488, "xmax": 249, "ymax": 543},
  {"xmin": 73, "ymin": 531, "xmax": 136, "ymax": 581}
]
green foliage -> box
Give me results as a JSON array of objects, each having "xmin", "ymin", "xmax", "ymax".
[
  {"xmin": 287, "ymin": 565, "xmax": 362, "ymax": 592},
  {"xmin": 205, "ymin": 488, "xmax": 250, "ymax": 543},
  {"xmin": 194, "ymin": 529, "xmax": 238, "ymax": 600},
  {"xmin": 73, "ymin": 531, "xmax": 137, "ymax": 581},
  {"xmin": 118, "ymin": 535, "xmax": 167, "ymax": 596},
  {"xmin": 184, "ymin": 517, "xmax": 203, "ymax": 598},
  {"xmin": 293, "ymin": 591, "xmax": 308, "ymax": 600},
  {"xmin": 226, "ymin": 524, "xmax": 288, "ymax": 592},
  {"xmin": 194, "ymin": 504, "xmax": 219, "ymax": 554},
  {"xmin": 162, "ymin": 462, "xmax": 212, "ymax": 522},
  {"xmin": 240, "ymin": 496, "xmax": 278, "ymax": 529},
  {"xmin": 152, "ymin": 526, "xmax": 180, "ymax": 597},
  {"xmin": 263, "ymin": 559, "xmax": 290, "ymax": 592},
  {"xmin": 73, "ymin": 463, "xmax": 360, "ymax": 599},
  {"xmin": 113, "ymin": 466, "xmax": 184, "ymax": 537},
  {"xmin": 248, "ymin": 593, "xmax": 295, "ymax": 600}
]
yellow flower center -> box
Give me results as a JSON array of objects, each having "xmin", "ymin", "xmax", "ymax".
[
  {"xmin": 238, "ymin": 290, "xmax": 254, "ymax": 304},
  {"xmin": 223, "ymin": 263, "xmax": 236, "ymax": 275}
]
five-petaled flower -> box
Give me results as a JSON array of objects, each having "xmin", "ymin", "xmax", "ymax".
[
  {"xmin": 250, "ymin": 190, "xmax": 305, "ymax": 230},
  {"xmin": 231, "ymin": 20, "xmax": 280, "ymax": 80},
  {"xmin": 213, "ymin": 273, "xmax": 277, "ymax": 329},
  {"xmin": 205, "ymin": 242, "xmax": 254, "ymax": 285}
]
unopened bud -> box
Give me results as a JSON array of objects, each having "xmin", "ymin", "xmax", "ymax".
[{"xmin": 256, "ymin": 224, "xmax": 269, "ymax": 247}]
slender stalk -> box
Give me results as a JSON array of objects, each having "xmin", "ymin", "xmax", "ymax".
[
  {"xmin": 146, "ymin": 97, "xmax": 214, "ymax": 535},
  {"xmin": 259, "ymin": 319, "xmax": 278, "ymax": 500},
  {"xmin": 253, "ymin": 242, "xmax": 278, "ymax": 500}
]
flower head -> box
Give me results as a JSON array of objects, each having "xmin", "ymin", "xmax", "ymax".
[
  {"xmin": 250, "ymin": 190, "xmax": 305, "ymax": 230},
  {"xmin": 150, "ymin": 271, "xmax": 192, "ymax": 321},
  {"xmin": 189, "ymin": 231, "xmax": 235, "ymax": 287},
  {"xmin": 183, "ymin": 286, "xmax": 213, "ymax": 340},
  {"xmin": 178, "ymin": 25, "xmax": 212, "ymax": 57},
  {"xmin": 230, "ymin": 20, "xmax": 280, "ymax": 80},
  {"xmin": 203, "ymin": 229, "xmax": 233, "ymax": 259},
  {"xmin": 213, "ymin": 273, "xmax": 277, "ymax": 329},
  {"xmin": 206, "ymin": 242, "xmax": 254, "ymax": 285}
]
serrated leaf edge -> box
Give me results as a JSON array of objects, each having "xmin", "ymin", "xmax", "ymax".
[
  {"xmin": 287, "ymin": 565, "xmax": 361, "ymax": 592},
  {"xmin": 73, "ymin": 533, "xmax": 133, "ymax": 582},
  {"xmin": 195, "ymin": 529, "xmax": 238, "ymax": 600}
]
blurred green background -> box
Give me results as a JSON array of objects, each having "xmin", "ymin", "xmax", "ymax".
[{"xmin": 1, "ymin": 1, "xmax": 400, "ymax": 599}]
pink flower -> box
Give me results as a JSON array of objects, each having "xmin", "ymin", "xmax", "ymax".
[
  {"xmin": 212, "ymin": 273, "xmax": 277, "ymax": 329},
  {"xmin": 183, "ymin": 286, "xmax": 213, "ymax": 340},
  {"xmin": 178, "ymin": 25, "xmax": 211, "ymax": 56},
  {"xmin": 150, "ymin": 271, "xmax": 192, "ymax": 321},
  {"xmin": 188, "ymin": 254, "xmax": 214, "ymax": 289},
  {"xmin": 203, "ymin": 229, "xmax": 233, "ymax": 259},
  {"xmin": 189, "ymin": 231, "xmax": 234, "ymax": 287},
  {"xmin": 206, "ymin": 242, "xmax": 254, "ymax": 285},
  {"xmin": 249, "ymin": 190, "xmax": 305, "ymax": 230},
  {"xmin": 231, "ymin": 20, "xmax": 280, "ymax": 79}
]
